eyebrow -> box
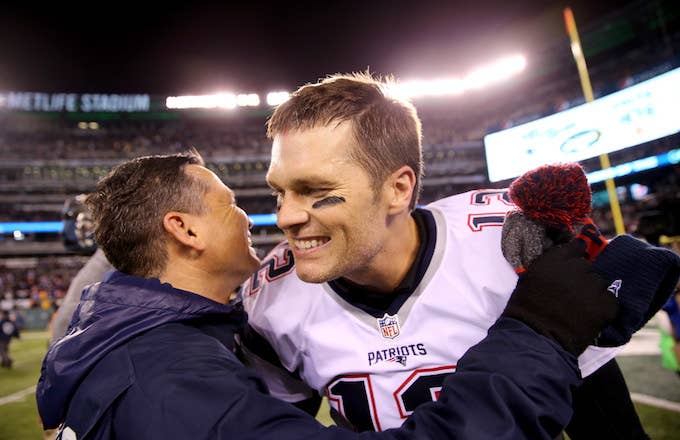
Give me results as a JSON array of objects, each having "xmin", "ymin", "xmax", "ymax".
[{"xmin": 268, "ymin": 176, "xmax": 337, "ymax": 191}]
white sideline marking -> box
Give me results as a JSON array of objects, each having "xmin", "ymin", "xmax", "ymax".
[
  {"xmin": 618, "ymin": 328, "xmax": 662, "ymax": 356},
  {"xmin": 19, "ymin": 332, "xmax": 50, "ymax": 340},
  {"xmin": 0, "ymin": 385, "xmax": 36, "ymax": 406},
  {"xmin": 631, "ymin": 392, "xmax": 680, "ymax": 413}
]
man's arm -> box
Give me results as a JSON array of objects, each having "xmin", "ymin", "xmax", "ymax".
[
  {"xmin": 204, "ymin": 242, "xmax": 615, "ymax": 439},
  {"xmin": 228, "ymin": 238, "xmax": 662, "ymax": 439},
  {"xmin": 381, "ymin": 316, "xmax": 582, "ymax": 440},
  {"xmin": 144, "ymin": 315, "xmax": 584, "ymax": 440}
]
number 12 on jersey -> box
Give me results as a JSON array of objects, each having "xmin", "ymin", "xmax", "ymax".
[{"xmin": 326, "ymin": 365, "xmax": 456, "ymax": 432}]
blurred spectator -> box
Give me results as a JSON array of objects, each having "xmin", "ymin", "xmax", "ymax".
[
  {"xmin": 658, "ymin": 235, "xmax": 680, "ymax": 376},
  {"xmin": 1, "ymin": 309, "xmax": 20, "ymax": 368}
]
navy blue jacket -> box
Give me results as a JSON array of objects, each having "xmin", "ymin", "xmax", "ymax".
[{"xmin": 37, "ymin": 271, "xmax": 580, "ymax": 439}]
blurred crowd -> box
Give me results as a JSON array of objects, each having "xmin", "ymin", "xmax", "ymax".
[
  {"xmin": 0, "ymin": 117, "xmax": 272, "ymax": 161},
  {"xmin": 0, "ymin": 257, "xmax": 89, "ymax": 314}
]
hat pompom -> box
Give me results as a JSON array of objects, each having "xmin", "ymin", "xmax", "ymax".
[{"xmin": 509, "ymin": 163, "xmax": 591, "ymax": 229}]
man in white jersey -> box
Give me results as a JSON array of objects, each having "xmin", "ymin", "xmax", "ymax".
[{"xmin": 241, "ymin": 73, "xmax": 650, "ymax": 438}]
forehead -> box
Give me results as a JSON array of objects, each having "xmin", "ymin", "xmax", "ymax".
[
  {"xmin": 186, "ymin": 165, "xmax": 234, "ymax": 200},
  {"xmin": 267, "ymin": 122, "xmax": 364, "ymax": 186}
]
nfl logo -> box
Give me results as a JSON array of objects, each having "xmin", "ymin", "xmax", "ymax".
[{"xmin": 377, "ymin": 313, "xmax": 400, "ymax": 339}]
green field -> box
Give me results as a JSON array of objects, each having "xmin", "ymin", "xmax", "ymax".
[
  {"xmin": 1, "ymin": 331, "xmax": 679, "ymax": 439},
  {"xmin": 0, "ymin": 331, "xmax": 49, "ymax": 440}
]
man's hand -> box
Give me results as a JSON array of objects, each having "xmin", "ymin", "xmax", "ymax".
[{"xmin": 502, "ymin": 240, "xmax": 617, "ymax": 356}]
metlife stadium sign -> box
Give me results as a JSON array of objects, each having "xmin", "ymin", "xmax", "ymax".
[
  {"xmin": 483, "ymin": 66, "xmax": 680, "ymax": 182},
  {"xmin": 0, "ymin": 92, "xmax": 150, "ymax": 112}
]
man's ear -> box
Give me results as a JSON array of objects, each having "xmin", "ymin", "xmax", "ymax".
[
  {"xmin": 163, "ymin": 211, "xmax": 206, "ymax": 251},
  {"xmin": 386, "ymin": 165, "xmax": 415, "ymax": 215}
]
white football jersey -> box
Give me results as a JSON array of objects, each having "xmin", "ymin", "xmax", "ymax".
[{"xmin": 242, "ymin": 189, "xmax": 619, "ymax": 431}]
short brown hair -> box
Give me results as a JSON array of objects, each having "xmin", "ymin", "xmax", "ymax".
[
  {"xmin": 86, "ymin": 151, "xmax": 208, "ymax": 277},
  {"xmin": 267, "ymin": 72, "xmax": 423, "ymax": 210}
]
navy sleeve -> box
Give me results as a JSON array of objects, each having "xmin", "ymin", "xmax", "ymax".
[
  {"xmin": 384, "ymin": 317, "xmax": 580, "ymax": 440},
  {"xmin": 142, "ymin": 317, "xmax": 580, "ymax": 440}
]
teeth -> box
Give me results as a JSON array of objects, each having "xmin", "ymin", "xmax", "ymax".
[{"xmin": 294, "ymin": 238, "xmax": 327, "ymax": 250}]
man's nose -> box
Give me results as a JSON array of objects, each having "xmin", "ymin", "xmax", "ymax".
[{"xmin": 276, "ymin": 195, "xmax": 310, "ymax": 230}]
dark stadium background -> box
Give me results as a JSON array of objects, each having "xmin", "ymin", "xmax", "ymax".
[
  {"xmin": 0, "ymin": 0, "xmax": 644, "ymax": 93},
  {"xmin": 1, "ymin": 1, "xmax": 679, "ymax": 438}
]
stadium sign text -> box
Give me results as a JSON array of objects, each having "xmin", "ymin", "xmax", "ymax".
[
  {"xmin": 483, "ymin": 66, "xmax": 680, "ymax": 182},
  {"xmin": 0, "ymin": 92, "xmax": 150, "ymax": 112}
]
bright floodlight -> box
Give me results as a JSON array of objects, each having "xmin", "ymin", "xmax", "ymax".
[
  {"xmin": 388, "ymin": 55, "xmax": 527, "ymax": 99},
  {"xmin": 164, "ymin": 55, "xmax": 525, "ymax": 110},
  {"xmin": 463, "ymin": 55, "xmax": 527, "ymax": 89},
  {"xmin": 166, "ymin": 93, "xmax": 239, "ymax": 109},
  {"xmin": 166, "ymin": 93, "xmax": 263, "ymax": 109},
  {"xmin": 266, "ymin": 91, "xmax": 290, "ymax": 106},
  {"xmin": 237, "ymin": 93, "xmax": 260, "ymax": 107}
]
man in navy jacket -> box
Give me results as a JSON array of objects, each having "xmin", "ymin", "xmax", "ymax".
[
  {"xmin": 38, "ymin": 151, "xmax": 621, "ymax": 439},
  {"xmin": 0, "ymin": 310, "xmax": 20, "ymax": 368}
]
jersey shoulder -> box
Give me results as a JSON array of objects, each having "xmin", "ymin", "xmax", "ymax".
[
  {"xmin": 427, "ymin": 188, "xmax": 514, "ymax": 212},
  {"xmin": 241, "ymin": 241, "xmax": 323, "ymax": 313},
  {"xmin": 424, "ymin": 188, "xmax": 514, "ymax": 237},
  {"xmin": 240, "ymin": 242, "xmax": 325, "ymax": 367},
  {"xmin": 243, "ymin": 241, "xmax": 297, "ymax": 296}
]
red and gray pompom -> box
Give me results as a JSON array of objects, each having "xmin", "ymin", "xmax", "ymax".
[
  {"xmin": 502, "ymin": 162, "xmax": 602, "ymax": 273},
  {"xmin": 508, "ymin": 162, "xmax": 591, "ymax": 230}
]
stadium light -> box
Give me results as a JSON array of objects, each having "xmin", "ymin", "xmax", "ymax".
[
  {"xmin": 386, "ymin": 55, "xmax": 527, "ymax": 99},
  {"xmin": 166, "ymin": 93, "xmax": 243, "ymax": 109},
  {"xmin": 463, "ymin": 55, "xmax": 527, "ymax": 90},
  {"xmin": 165, "ymin": 93, "xmax": 263, "ymax": 109},
  {"xmin": 266, "ymin": 91, "xmax": 290, "ymax": 106},
  {"xmin": 237, "ymin": 93, "xmax": 260, "ymax": 107},
  {"xmin": 165, "ymin": 56, "xmax": 525, "ymax": 110}
]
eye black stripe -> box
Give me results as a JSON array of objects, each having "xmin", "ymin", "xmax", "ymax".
[{"xmin": 312, "ymin": 196, "xmax": 346, "ymax": 209}]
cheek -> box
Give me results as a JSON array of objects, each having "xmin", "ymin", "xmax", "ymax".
[
  {"xmin": 343, "ymin": 209, "xmax": 382, "ymax": 244},
  {"xmin": 321, "ymin": 196, "xmax": 383, "ymax": 241},
  {"xmin": 218, "ymin": 218, "xmax": 242, "ymax": 242},
  {"xmin": 224, "ymin": 210, "xmax": 246, "ymax": 227}
]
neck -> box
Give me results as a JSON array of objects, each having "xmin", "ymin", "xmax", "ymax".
[
  {"xmin": 346, "ymin": 213, "xmax": 420, "ymax": 293},
  {"xmin": 159, "ymin": 259, "xmax": 240, "ymax": 304}
]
